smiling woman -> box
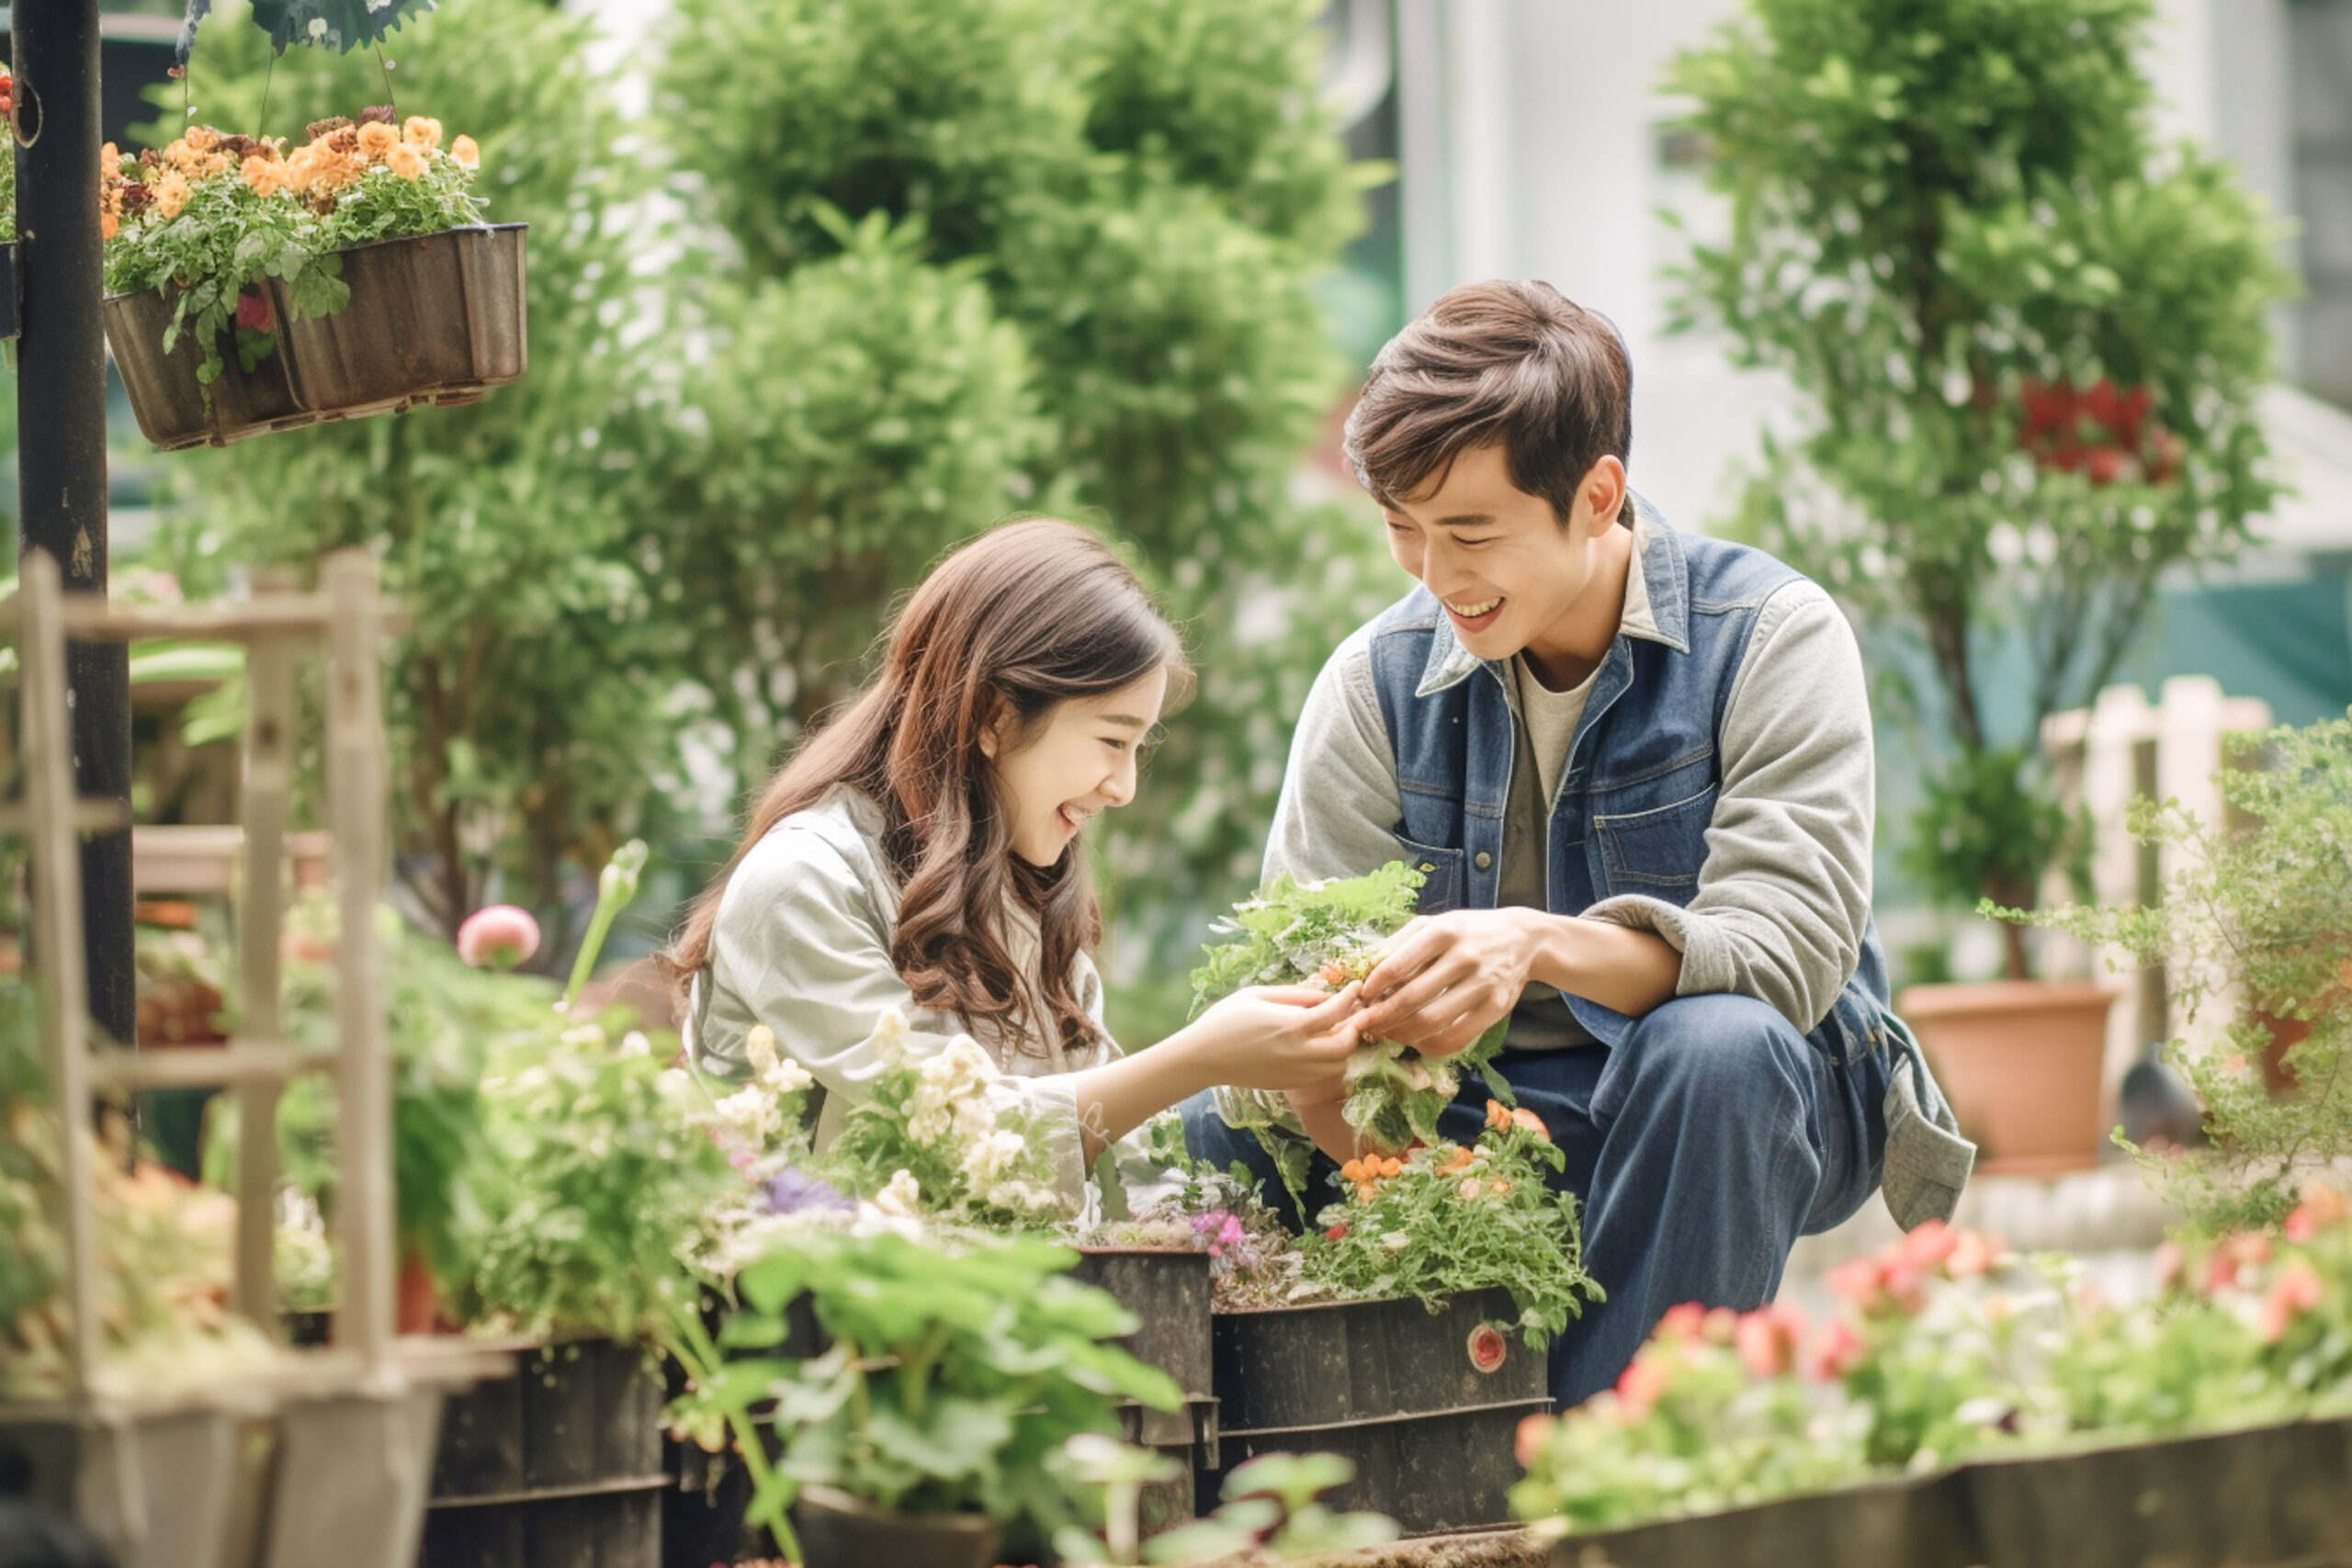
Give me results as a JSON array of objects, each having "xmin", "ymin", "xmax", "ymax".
[{"xmin": 662, "ymin": 518, "xmax": 1374, "ymax": 1203}]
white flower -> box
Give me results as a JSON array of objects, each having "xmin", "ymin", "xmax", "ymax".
[
  {"xmin": 961, "ymin": 1128, "xmax": 1029, "ymax": 1190},
  {"xmin": 619, "ymin": 1031, "xmax": 652, "ymax": 1058},
  {"xmin": 762, "ymin": 1055, "xmax": 815, "ymax": 1096},
  {"xmin": 1381, "ymin": 1230, "xmax": 1411, "ymax": 1251},
  {"xmin": 875, "ymin": 1168, "xmax": 922, "ymax": 1218},
  {"xmin": 306, "ymin": 17, "xmax": 328, "ymax": 38},
  {"xmin": 865, "ymin": 1008, "xmax": 914, "ymax": 1070},
  {"xmin": 986, "ymin": 1178, "xmax": 1070, "ymax": 1217},
  {"xmin": 714, "ymin": 1084, "xmax": 781, "ymax": 1144},
  {"xmin": 906, "ymin": 1078, "xmax": 956, "ymax": 1145},
  {"xmin": 745, "ymin": 1024, "xmax": 781, "ymax": 1078}
]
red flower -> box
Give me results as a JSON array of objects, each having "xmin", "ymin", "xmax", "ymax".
[
  {"xmin": 1324, "ymin": 1224, "xmax": 1349, "ymax": 1241},
  {"xmin": 234, "ymin": 290, "xmax": 276, "ymax": 333},
  {"xmin": 1614, "ymin": 1353, "xmax": 1669, "ymax": 1417}
]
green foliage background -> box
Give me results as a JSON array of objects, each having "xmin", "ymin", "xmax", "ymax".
[
  {"xmin": 1663, "ymin": 0, "xmax": 2292, "ymax": 975},
  {"xmin": 138, "ymin": 0, "xmax": 1392, "ymax": 1044}
]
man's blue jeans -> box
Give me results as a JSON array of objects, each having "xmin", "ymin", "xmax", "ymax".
[{"xmin": 1181, "ymin": 992, "xmax": 1892, "ymax": 1413}]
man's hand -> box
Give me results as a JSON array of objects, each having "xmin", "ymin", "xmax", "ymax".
[{"xmin": 1351, "ymin": 908, "xmax": 1541, "ymax": 1057}]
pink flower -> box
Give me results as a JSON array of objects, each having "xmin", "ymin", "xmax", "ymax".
[
  {"xmin": 1614, "ymin": 1353, "xmax": 1668, "ymax": 1417},
  {"xmin": 1826, "ymin": 1256, "xmax": 1886, "ymax": 1307},
  {"xmin": 456, "ymin": 903, "xmax": 540, "ymax": 969},
  {"xmin": 1654, "ymin": 1302, "xmax": 1707, "ymax": 1343},
  {"xmin": 1701, "ymin": 1306, "xmax": 1739, "ymax": 1347},
  {"xmin": 1515, "ymin": 1412, "xmax": 1553, "ymax": 1468},
  {"xmin": 1802, "ymin": 1318, "xmax": 1864, "ymax": 1382},
  {"xmin": 1899, "ymin": 1219, "xmax": 1960, "ymax": 1269},
  {"xmin": 2260, "ymin": 1260, "xmax": 2325, "ymax": 1344},
  {"xmin": 1736, "ymin": 1303, "xmax": 1808, "ymax": 1380},
  {"xmin": 1946, "ymin": 1230, "xmax": 2006, "ymax": 1279},
  {"xmin": 2205, "ymin": 1232, "xmax": 2273, "ymax": 1295}
]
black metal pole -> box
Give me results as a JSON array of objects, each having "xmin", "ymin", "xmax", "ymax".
[{"xmin": 14, "ymin": 0, "xmax": 135, "ymax": 1054}]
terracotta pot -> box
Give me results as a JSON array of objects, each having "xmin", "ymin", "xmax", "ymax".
[
  {"xmin": 790, "ymin": 1484, "xmax": 999, "ymax": 1568},
  {"xmin": 1897, "ymin": 980, "xmax": 2118, "ymax": 1177},
  {"xmin": 396, "ymin": 1247, "xmax": 443, "ymax": 1336}
]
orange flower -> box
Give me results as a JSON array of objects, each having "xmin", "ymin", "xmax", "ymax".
[
  {"xmin": 184, "ymin": 124, "xmax": 218, "ymax": 152},
  {"xmin": 1490, "ymin": 1178, "xmax": 1511, "ymax": 1196},
  {"xmin": 1484, "ymin": 1099, "xmax": 1510, "ymax": 1130},
  {"xmin": 1380, "ymin": 1156, "xmax": 1403, "ymax": 1179},
  {"xmin": 152, "ymin": 171, "xmax": 191, "ymax": 220},
  {"xmin": 1442, "ymin": 1145, "xmax": 1476, "ymax": 1172},
  {"xmin": 1340, "ymin": 1158, "xmax": 1365, "ymax": 1184},
  {"xmin": 101, "ymin": 209, "xmax": 119, "ymax": 242},
  {"xmin": 451, "ymin": 133, "xmax": 481, "ymax": 171},
  {"xmin": 386, "ymin": 143, "xmax": 427, "ymax": 181},
  {"xmin": 401, "ymin": 115, "xmax": 444, "ymax": 151},
  {"xmin": 1510, "ymin": 1107, "xmax": 1549, "ymax": 1142},
  {"xmin": 356, "ymin": 120, "xmax": 400, "ymax": 162},
  {"xmin": 241, "ymin": 154, "xmax": 284, "ymax": 199}
]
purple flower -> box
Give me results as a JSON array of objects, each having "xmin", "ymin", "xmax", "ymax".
[{"xmin": 760, "ymin": 1167, "xmax": 854, "ymax": 1217}]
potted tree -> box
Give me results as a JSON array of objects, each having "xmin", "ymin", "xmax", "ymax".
[
  {"xmin": 1661, "ymin": 0, "xmax": 2291, "ymax": 1172},
  {"xmin": 1993, "ymin": 715, "xmax": 2352, "ymax": 1230},
  {"xmin": 672, "ymin": 1226, "xmax": 1182, "ymax": 1568}
]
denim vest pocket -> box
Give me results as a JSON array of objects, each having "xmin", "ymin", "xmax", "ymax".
[
  {"xmin": 1594, "ymin": 784, "xmax": 1717, "ymax": 894},
  {"xmin": 1393, "ymin": 833, "xmax": 1467, "ymax": 914}
]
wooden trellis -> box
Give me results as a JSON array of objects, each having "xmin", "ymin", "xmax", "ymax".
[{"xmin": 0, "ymin": 547, "xmax": 497, "ymax": 1568}]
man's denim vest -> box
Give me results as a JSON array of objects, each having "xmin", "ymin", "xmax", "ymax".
[{"xmin": 1364, "ymin": 516, "xmax": 1896, "ymax": 1072}]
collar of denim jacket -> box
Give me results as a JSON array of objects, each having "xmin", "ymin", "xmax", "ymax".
[{"xmin": 1413, "ymin": 488, "xmax": 1690, "ymax": 698}]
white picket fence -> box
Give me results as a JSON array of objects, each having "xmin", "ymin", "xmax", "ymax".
[{"xmin": 2039, "ymin": 676, "xmax": 2274, "ymax": 1121}]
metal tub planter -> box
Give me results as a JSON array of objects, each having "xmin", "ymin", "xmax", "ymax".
[
  {"xmin": 0, "ymin": 1403, "xmax": 275, "ymax": 1568},
  {"xmin": 1204, "ymin": 1288, "xmax": 1551, "ymax": 1537},
  {"xmin": 103, "ymin": 223, "xmax": 528, "ymax": 451}
]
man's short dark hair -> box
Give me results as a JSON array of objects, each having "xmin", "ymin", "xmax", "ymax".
[{"xmin": 1342, "ymin": 279, "xmax": 1633, "ymax": 525}]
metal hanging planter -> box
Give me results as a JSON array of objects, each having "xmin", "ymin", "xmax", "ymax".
[{"xmin": 103, "ymin": 221, "xmax": 528, "ymax": 451}]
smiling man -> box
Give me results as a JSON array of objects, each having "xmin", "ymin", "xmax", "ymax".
[{"xmin": 1184, "ymin": 279, "xmax": 1975, "ymax": 1411}]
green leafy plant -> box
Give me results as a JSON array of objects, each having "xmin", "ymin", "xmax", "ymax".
[
  {"xmin": 103, "ymin": 110, "xmax": 486, "ymax": 387},
  {"xmin": 1988, "ymin": 716, "xmax": 2352, "ymax": 1231},
  {"xmin": 671, "ymin": 1227, "xmax": 1181, "ymax": 1562},
  {"xmin": 1063, "ymin": 1449, "xmax": 1397, "ymax": 1564},
  {"xmin": 1191, "ymin": 863, "xmax": 1513, "ymax": 1190},
  {"xmin": 1663, "ymin": 0, "xmax": 2291, "ymax": 974},
  {"xmin": 1306, "ymin": 1108, "xmax": 1600, "ymax": 1347}
]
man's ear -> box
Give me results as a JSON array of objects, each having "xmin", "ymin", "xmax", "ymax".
[{"xmin": 1579, "ymin": 455, "xmax": 1628, "ymax": 537}]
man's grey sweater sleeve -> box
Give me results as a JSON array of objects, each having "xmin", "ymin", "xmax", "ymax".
[
  {"xmin": 1585, "ymin": 581, "xmax": 1874, "ymax": 1034},
  {"xmin": 1262, "ymin": 625, "xmax": 1404, "ymax": 886}
]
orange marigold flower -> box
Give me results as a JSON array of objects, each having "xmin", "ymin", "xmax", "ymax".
[
  {"xmin": 1340, "ymin": 1158, "xmax": 1365, "ymax": 1183},
  {"xmin": 152, "ymin": 171, "xmax": 192, "ymax": 220},
  {"xmin": 450, "ymin": 134, "xmax": 481, "ymax": 171},
  {"xmin": 356, "ymin": 120, "xmax": 400, "ymax": 162},
  {"xmin": 1484, "ymin": 1099, "xmax": 1510, "ymax": 1130},
  {"xmin": 402, "ymin": 115, "xmax": 443, "ymax": 151},
  {"xmin": 184, "ymin": 124, "xmax": 218, "ymax": 152},
  {"xmin": 1510, "ymin": 1107, "xmax": 1550, "ymax": 1141},
  {"xmin": 100, "ymin": 209, "xmax": 119, "ymax": 242},
  {"xmin": 386, "ymin": 143, "xmax": 426, "ymax": 181},
  {"xmin": 197, "ymin": 151, "xmax": 233, "ymax": 180},
  {"xmin": 242, "ymin": 154, "xmax": 284, "ymax": 199}
]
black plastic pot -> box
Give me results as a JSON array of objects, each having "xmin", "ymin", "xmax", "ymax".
[
  {"xmin": 659, "ymin": 1293, "xmax": 823, "ymax": 1568},
  {"xmin": 1071, "ymin": 1247, "xmax": 1218, "ymax": 1535},
  {"xmin": 1203, "ymin": 1289, "xmax": 1550, "ymax": 1536},
  {"xmin": 1957, "ymin": 1416, "xmax": 2352, "ymax": 1568},
  {"xmin": 420, "ymin": 1338, "xmax": 667, "ymax": 1568},
  {"xmin": 791, "ymin": 1484, "xmax": 998, "ymax": 1568},
  {"xmin": 1554, "ymin": 1474, "xmax": 1971, "ymax": 1568}
]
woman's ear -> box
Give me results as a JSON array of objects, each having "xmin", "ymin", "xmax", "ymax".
[{"xmin": 977, "ymin": 693, "xmax": 1009, "ymax": 761}]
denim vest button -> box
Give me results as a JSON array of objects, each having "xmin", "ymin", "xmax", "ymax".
[{"xmin": 1474, "ymin": 851, "xmax": 1492, "ymax": 870}]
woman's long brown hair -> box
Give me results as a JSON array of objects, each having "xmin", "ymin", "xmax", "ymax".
[{"xmin": 664, "ymin": 518, "xmax": 1189, "ymax": 1060}]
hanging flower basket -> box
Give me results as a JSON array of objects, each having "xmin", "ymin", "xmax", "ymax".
[
  {"xmin": 103, "ymin": 223, "xmax": 527, "ymax": 449},
  {"xmin": 98, "ymin": 112, "xmax": 525, "ymax": 451}
]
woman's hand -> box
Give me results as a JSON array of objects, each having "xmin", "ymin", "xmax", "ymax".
[{"xmin": 1180, "ymin": 983, "xmax": 1365, "ymax": 1092}]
